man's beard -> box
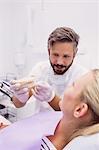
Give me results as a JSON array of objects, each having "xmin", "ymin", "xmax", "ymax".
[{"xmin": 50, "ymin": 60, "xmax": 73, "ymax": 75}]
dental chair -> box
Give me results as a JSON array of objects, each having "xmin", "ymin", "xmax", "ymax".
[{"xmin": 64, "ymin": 133, "xmax": 99, "ymax": 150}]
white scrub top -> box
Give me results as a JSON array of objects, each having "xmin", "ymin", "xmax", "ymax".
[{"xmin": 29, "ymin": 61, "xmax": 88, "ymax": 97}]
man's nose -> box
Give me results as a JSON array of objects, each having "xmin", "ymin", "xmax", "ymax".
[{"xmin": 57, "ymin": 57, "xmax": 64, "ymax": 65}]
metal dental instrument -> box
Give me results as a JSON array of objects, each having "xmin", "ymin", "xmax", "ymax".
[{"xmin": 0, "ymin": 81, "xmax": 13, "ymax": 100}]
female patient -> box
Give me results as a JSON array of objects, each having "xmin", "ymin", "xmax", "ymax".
[{"xmin": 0, "ymin": 69, "xmax": 99, "ymax": 150}]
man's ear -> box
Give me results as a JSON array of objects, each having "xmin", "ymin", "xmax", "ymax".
[
  {"xmin": 73, "ymin": 48, "xmax": 78, "ymax": 58},
  {"xmin": 48, "ymin": 49, "xmax": 50, "ymax": 55},
  {"xmin": 74, "ymin": 103, "xmax": 88, "ymax": 118}
]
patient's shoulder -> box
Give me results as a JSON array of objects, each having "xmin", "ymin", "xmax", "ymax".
[{"xmin": 63, "ymin": 133, "xmax": 99, "ymax": 150}]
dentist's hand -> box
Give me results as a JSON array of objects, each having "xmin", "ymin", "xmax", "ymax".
[
  {"xmin": 32, "ymin": 81, "xmax": 55, "ymax": 102},
  {"xmin": 10, "ymin": 77, "xmax": 35, "ymax": 103},
  {"xmin": 10, "ymin": 83, "xmax": 29, "ymax": 103}
]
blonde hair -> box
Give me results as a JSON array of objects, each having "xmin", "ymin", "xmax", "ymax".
[{"xmin": 72, "ymin": 69, "xmax": 99, "ymax": 138}]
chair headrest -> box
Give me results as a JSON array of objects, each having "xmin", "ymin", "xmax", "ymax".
[{"xmin": 64, "ymin": 133, "xmax": 99, "ymax": 150}]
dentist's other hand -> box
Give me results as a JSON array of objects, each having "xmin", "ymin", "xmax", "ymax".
[{"xmin": 32, "ymin": 81, "xmax": 55, "ymax": 102}]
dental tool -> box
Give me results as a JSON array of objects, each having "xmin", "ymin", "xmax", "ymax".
[{"xmin": 0, "ymin": 81, "xmax": 13, "ymax": 100}]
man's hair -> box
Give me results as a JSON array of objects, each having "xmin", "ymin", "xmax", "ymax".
[{"xmin": 48, "ymin": 27, "xmax": 79, "ymax": 50}]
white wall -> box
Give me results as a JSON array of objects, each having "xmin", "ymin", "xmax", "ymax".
[{"xmin": 0, "ymin": 0, "xmax": 98, "ymax": 79}]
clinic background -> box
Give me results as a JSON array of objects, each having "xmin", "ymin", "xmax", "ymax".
[
  {"xmin": 0, "ymin": 0, "xmax": 98, "ymax": 80},
  {"xmin": 0, "ymin": 0, "xmax": 98, "ymax": 122}
]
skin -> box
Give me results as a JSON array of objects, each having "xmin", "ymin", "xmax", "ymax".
[
  {"xmin": 0, "ymin": 122, "xmax": 9, "ymax": 130},
  {"xmin": 49, "ymin": 41, "xmax": 77, "ymax": 75},
  {"xmin": 59, "ymin": 71, "xmax": 93, "ymax": 119}
]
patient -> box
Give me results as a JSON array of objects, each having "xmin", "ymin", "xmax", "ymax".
[{"xmin": 0, "ymin": 69, "xmax": 99, "ymax": 150}]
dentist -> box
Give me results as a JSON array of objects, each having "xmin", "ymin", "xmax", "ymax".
[{"xmin": 11, "ymin": 27, "xmax": 88, "ymax": 111}]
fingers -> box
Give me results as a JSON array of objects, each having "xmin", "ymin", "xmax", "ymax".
[
  {"xmin": 0, "ymin": 122, "xmax": 3, "ymax": 127},
  {"xmin": 31, "ymin": 82, "xmax": 55, "ymax": 102},
  {"xmin": 14, "ymin": 88, "xmax": 29, "ymax": 95},
  {"xmin": 13, "ymin": 89, "xmax": 29, "ymax": 103},
  {"xmin": 0, "ymin": 122, "xmax": 8, "ymax": 129}
]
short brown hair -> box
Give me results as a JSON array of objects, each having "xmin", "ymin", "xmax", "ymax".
[{"xmin": 48, "ymin": 27, "xmax": 79, "ymax": 49}]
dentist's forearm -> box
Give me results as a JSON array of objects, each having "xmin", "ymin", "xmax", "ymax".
[
  {"xmin": 48, "ymin": 95, "xmax": 61, "ymax": 111},
  {"xmin": 12, "ymin": 96, "xmax": 26, "ymax": 108}
]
